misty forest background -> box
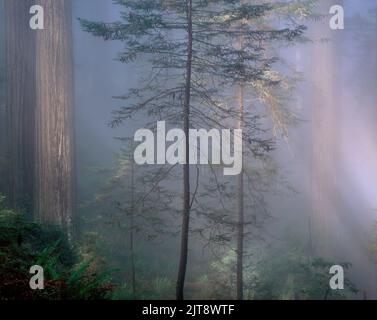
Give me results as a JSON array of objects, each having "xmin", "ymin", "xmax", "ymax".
[{"xmin": 0, "ymin": 0, "xmax": 377, "ymax": 300}]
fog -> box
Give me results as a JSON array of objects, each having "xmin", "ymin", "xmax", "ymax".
[
  {"xmin": 70, "ymin": 0, "xmax": 377, "ymax": 299},
  {"xmin": 1, "ymin": 0, "xmax": 377, "ymax": 300}
]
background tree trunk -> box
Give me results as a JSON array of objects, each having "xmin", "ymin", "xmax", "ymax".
[
  {"xmin": 236, "ymin": 84, "xmax": 245, "ymax": 300},
  {"xmin": 311, "ymin": 0, "xmax": 343, "ymax": 258},
  {"xmin": 130, "ymin": 152, "xmax": 136, "ymax": 298},
  {"xmin": 176, "ymin": 0, "xmax": 193, "ymax": 301},
  {"xmin": 34, "ymin": 0, "xmax": 75, "ymax": 232},
  {"xmin": 4, "ymin": 0, "xmax": 36, "ymax": 213},
  {"xmin": 0, "ymin": 0, "xmax": 6, "ymax": 196}
]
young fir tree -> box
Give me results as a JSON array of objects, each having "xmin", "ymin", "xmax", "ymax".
[
  {"xmin": 86, "ymin": 139, "xmax": 175, "ymax": 298},
  {"xmin": 80, "ymin": 0, "xmax": 306, "ymax": 300},
  {"xmin": 221, "ymin": 0, "xmax": 315, "ymax": 300}
]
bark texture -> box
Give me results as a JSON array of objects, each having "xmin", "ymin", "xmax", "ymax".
[
  {"xmin": 34, "ymin": 0, "xmax": 75, "ymax": 232},
  {"xmin": 4, "ymin": 0, "xmax": 36, "ymax": 212}
]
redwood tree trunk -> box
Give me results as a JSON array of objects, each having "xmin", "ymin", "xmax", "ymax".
[
  {"xmin": 176, "ymin": 0, "xmax": 193, "ymax": 301},
  {"xmin": 34, "ymin": 0, "xmax": 75, "ymax": 232},
  {"xmin": 311, "ymin": 0, "xmax": 343, "ymax": 258},
  {"xmin": 4, "ymin": 0, "xmax": 36, "ymax": 212}
]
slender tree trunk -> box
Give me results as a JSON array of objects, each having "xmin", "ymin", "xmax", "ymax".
[
  {"xmin": 4, "ymin": 0, "xmax": 36, "ymax": 212},
  {"xmin": 236, "ymin": 84, "xmax": 245, "ymax": 300},
  {"xmin": 34, "ymin": 0, "xmax": 75, "ymax": 232},
  {"xmin": 176, "ymin": 0, "xmax": 193, "ymax": 301},
  {"xmin": 0, "ymin": 1, "xmax": 6, "ymax": 195},
  {"xmin": 130, "ymin": 151, "xmax": 136, "ymax": 298},
  {"xmin": 236, "ymin": 23, "xmax": 245, "ymax": 300}
]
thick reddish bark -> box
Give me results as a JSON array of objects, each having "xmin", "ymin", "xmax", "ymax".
[
  {"xmin": 4, "ymin": 0, "xmax": 36, "ymax": 212},
  {"xmin": 34, "ymin": 0, "xmax": 75, "ymax": 232}
]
